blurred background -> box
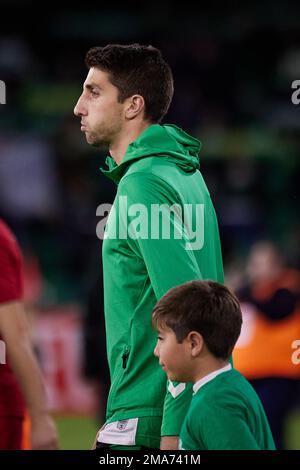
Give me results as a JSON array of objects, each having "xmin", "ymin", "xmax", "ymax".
[{"xmin": 0, "ymin": 0, "xmax": 299, "ymax": 449}]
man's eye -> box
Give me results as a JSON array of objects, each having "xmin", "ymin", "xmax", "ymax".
[{"xmin": 91, "ymin": 90, "xmax": 99, "ymax": 97}]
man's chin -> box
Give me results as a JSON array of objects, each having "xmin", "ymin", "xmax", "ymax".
[
  {"xmin": 84, "ymin": 134, "xmax": 97, "ymax": 146},
  {"xmin": 85, "ymin": 135, "xmax": 107, "ymax": 149}
]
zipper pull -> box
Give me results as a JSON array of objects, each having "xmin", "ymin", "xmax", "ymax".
[{"xmin": 122, "ymin": 348, "xmax": 130, "ymax": 369}]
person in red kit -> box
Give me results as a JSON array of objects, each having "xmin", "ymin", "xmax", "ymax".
[{"xmin": 0, "ymin": 219, "xmax": 58, "ymax": 450}]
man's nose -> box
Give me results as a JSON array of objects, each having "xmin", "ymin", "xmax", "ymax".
[{"xmin": 74, "ymin": 96, "xmax": 86, "ymax": 117}]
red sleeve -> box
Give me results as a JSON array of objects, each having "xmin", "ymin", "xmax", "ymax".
[{"xmin": 0, "ymin": 222, "xmax": 24, "ymax": 303}]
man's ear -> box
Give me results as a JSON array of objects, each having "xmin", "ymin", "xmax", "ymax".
[
  {"xmin": 125, "ymin": 95, "xmax": 145, "ymax": 120},
  {"xmin": 187, "ymin": 331, "xmax": 204, "ymax": 357}
]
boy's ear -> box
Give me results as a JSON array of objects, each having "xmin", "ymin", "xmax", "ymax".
[{"xmin": 187, "ymin": 331, "xmax": 204, "ymax": 357}]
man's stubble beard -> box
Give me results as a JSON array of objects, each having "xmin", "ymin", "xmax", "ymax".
[
  {"xmin": 88, "ymin": 134, "xmax": 109, "ymax": 148},
  {"xmin": 86, "ymin": 129, "xmax": 111, "ymax": 148},
  {"xmin": 88, "ymin": 118, "xmax": 122, "ymax": 148}
]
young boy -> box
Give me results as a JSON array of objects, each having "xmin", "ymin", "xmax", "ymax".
[{"xmin": 152, "ymin": 280, "xmax": 276, "ymax": 450}]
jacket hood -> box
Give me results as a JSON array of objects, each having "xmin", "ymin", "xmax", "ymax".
[{"xmin": 100, "ymin": 124, "xmax": 202, "ymax": 184}]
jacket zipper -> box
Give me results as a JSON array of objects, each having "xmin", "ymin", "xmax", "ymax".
[{"xmin": 122, "ymin": 346, "xmax": 130, "ymax": 369}]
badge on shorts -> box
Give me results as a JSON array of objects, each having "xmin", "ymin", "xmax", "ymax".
[{"xmin": 117, "ymin": 420, "xmax": 128, "ymax": 431}]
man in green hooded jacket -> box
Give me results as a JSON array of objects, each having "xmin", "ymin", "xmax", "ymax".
[{"xmin": 74, "ymin": 44, "xmax": 224, "ymax": 450}]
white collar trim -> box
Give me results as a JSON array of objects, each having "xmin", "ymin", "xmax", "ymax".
[{"xmin": 193, "ymin": 363, "xmax": 232, "ymax": 395}]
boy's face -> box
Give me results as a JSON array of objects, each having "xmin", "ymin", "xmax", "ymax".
[{"xmin": 154, "ymin": 326, "xmax": 193, "ymax": 382}]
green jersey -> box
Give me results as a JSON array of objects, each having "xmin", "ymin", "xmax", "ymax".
[
  {"xmin": 180, "ymin": 365, "xmax": 276, "ymax": 450},
  {"xmin": 101, "ymin": 124, "xmax": 224, "ymax": 440}
]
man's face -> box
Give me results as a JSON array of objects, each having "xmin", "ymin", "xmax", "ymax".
[
  {"xmin": 74, "ymin": 67, "xmax": 124, "ymax": 146},
  {"xmin": 154, "ymin": 326, "xmax": 192, "ymax": 382}
]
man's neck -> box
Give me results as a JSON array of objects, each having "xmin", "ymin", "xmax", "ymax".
[{"xmin": 109, "ymin": 121, "xmax": 152, "ymax": 165}]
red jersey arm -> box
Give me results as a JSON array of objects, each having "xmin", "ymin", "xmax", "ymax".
[{"xmin": 0, "ymin": 221, "xmax": 24, "ymax": 304}]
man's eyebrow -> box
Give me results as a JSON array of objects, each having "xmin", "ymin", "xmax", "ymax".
[{"xmin": 83, "ymin": 83, "xmax": 102, "ymax": 91}]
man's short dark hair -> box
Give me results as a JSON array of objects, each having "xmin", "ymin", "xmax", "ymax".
[
  {"xmin": 152, "ymin": 280, "xmax": 242, "ymax": 360},
  {"xmin": 85, "ymin": 43, "xmax": 174, "ymax": 123}
]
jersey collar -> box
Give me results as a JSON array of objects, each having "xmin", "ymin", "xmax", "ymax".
[{"xmin": 193, "ymin": 363, "xmax": 232, "ymax": 395}]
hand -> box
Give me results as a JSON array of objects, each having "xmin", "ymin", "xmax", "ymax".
[
  {"xmin": 30, "ymin": 414, "xmax": 59, "ymax": 450},
  {"xmin": 160, "ymin": 435, "xmax": 179, "ymax": 450}
]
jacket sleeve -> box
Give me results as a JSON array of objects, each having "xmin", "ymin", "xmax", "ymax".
[
  {"xmin": 119, "ymin": 172, "xmax": 203, "ymax": 436},
  {"xmin": 119, "ymin": 172, "xmax": 204, "ymax": 296}
]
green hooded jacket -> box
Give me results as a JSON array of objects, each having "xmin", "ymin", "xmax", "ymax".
[{"xmin": 101, "ymin": 124, "xmax": 224, "ymax": 435}]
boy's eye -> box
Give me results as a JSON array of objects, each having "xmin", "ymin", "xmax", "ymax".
[{"xmin": 158, "ymin": 336, "xmax": 164, "ymax": 341}]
